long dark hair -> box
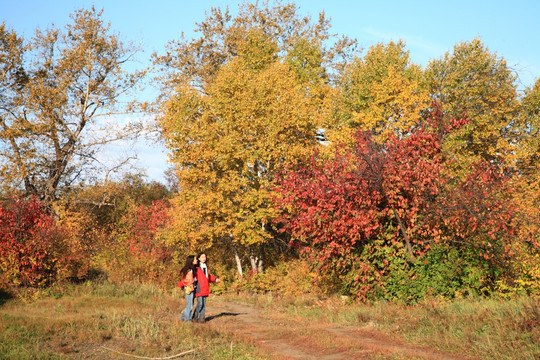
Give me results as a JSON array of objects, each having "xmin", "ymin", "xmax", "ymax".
[{"xmin": 181, "ymin": 255, "xmax": 197, "ymax": 277}]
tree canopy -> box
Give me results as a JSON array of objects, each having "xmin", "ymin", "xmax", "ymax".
[
  {"xmin": 425, "ymin": 39, "xmax": 520, "ymax": 172},
  {"xmin": 328, "ymin": 40, "xmax": 429, "ymax": 144},
  {"xmin": 0, "ymin": 7, "xmax": 145, "ymax": 203}
]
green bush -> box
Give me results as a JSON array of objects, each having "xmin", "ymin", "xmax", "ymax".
[{"xmin": 382, "ymin": 245, "xmax": 495, "ymax": 303}]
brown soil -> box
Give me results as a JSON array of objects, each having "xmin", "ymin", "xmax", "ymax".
[{"xmin": 205, "ymin": 301, "xmax": 477, "ymax": 360}]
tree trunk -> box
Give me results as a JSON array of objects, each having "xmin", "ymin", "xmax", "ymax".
[
  {"xmin": 257, "ymin": 243, "xmax": 264, "ymax": 273},
  {"xmin": 249, "ymin": 243, "xmax": 265, "ymax": 274},
  {"xmin": 255, "ymin": 222, "xmax": 265, "ymax": 273},
  {"xmin": 393, "ymin": 209, "xmax": 416, "ymax": 261},
  {"xmin": 249, "ymin": 246, "xmax": 258, "ymax": 274},
  {"xmin": 231, "ymin": 237, "xmax": 243, "ymax": 278}
]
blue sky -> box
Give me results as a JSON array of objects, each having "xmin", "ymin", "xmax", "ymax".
[{"xmin": 2, "ymin": 0, "xmax": 539, "ymax": 182}]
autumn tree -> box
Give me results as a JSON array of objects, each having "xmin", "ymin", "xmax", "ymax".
[
  {"xmin": 0, "ymin": 196, "xmax": 80, "ymax": 287},
  {"xmin": 425, "ymin": 40, "xmax": 539, "ymax": 295},
  {"xmin": 161, "ymin": 41, "xmax": 319, "ymax": 276},
  {"xmin": 425, "ymin": 39, "xmax": 520, "ymax": 171},
  {"xmin": 156, "ymin": 2, "xmax": 356, "ymax": 276},
  {"xmin": 274, "ymin": 119, "xmax": 445, "ymax": 293},
  {"xmin": 326, "ymin": 40, "xmax": 429, "ymax": 145},
  {"xmin": 505, "ymin": 78, "xmax": 540, "ymax": 294},
  {"xmin": 0, "ymin": 8, "xmax": 145, "ymax": 203},
  {"xmin": 102, "ymin": 197, "xmax": 173, "ymax": 285},
  {"xmin": 53, "ymin": 173, "xmax": 171, "ymax": 278}
]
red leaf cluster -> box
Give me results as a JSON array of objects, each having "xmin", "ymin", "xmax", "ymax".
[
  {"xmin": 0, "ymin": 196, "xmax": 64, "ymax": 286},
  {"xmin": 124, "ymin": 200, "xmax": 172, "ymax": 261},
  {"xmin": 274, "ymin": 107, "xmax": 514, "ymax": 286}
]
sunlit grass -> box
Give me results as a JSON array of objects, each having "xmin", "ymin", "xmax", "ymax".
[
  {"xmin": 0, "ymin": 281, "xmax": 268, "ymax": 359},
  {"xmin": 222, "ymin": 292, "xmax": 539, "ymax": 360},
  {"xmin": 2, "ymin": 282, "xmax": 538, "ymax": 359}
]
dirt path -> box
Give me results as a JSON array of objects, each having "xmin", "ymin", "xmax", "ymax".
[{"xmin": 204, "ymin": 301, "xmax": 476, "ymax": 360}]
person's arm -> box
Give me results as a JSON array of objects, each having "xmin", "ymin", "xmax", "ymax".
[{"xmin": 209, "ymin": 272, "xmax": 220, "ymax": 283}]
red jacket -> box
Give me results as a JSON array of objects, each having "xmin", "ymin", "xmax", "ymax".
[{"xmin": 195, "ymin": 266, "xmax": 217, "ymax": 297}]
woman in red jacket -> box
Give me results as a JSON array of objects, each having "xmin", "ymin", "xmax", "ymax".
[{"xmin": 193, "ymin": 252, "xmax": 220, "ymax": 323}]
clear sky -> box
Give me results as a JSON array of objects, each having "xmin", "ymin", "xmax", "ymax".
[{"xmin": 2, "ymin": 0, "xmax": 539, "ymax": 182}]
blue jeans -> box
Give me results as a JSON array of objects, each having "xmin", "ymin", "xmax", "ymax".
[
  {"xmin": 193, "ymin": 296, "xmax": 207, "ymax": 322},
  {"xmin": 181, "ymin": 291, "xmax": 195, "ymax": 321}
]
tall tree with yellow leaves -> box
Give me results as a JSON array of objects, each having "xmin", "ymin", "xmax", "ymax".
[
  {"xmin": 426, "ymin": 40, "xmax": 537, "ymax": 294},
  {"xmin": 156, "ymin": 2, "xmax": 356, "ymax": 276},
  {"xmin": 161, "ymin": 37, "xmax": 319, "ymax": 276},
  {"xmin": 0, "ymin": 8, "xmax": 145, "ymax": 203},
  {"xmin": 507, "ymin": 78, "xmax": 540, "ymax": 294},
  {"xmin": 326, "ymin": 40, "xmax": 429, "ymax": 145},
  {"xmin": 425, "ymin": 39, "xmax": 520, "ymax": 173}
]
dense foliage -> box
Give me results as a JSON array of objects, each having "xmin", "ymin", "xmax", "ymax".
[
  {"xmin": 274, "ymin": 108, "xmax": 517, "ymax": 300},
  {"xmin": 0, "ymin": 196, "xmax": 75, "ymax": 287},
  {"xmin": 0, "ymin": 2, "xmax": 538, "ymax": 303}
]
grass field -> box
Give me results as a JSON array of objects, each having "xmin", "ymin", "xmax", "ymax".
[
  {"xmin": 240, "ymin": 292, "xmax": 540, "ymax": 359},
  {"xmin": 0, "ymin": 282, "xmax": 538, "ymax": 359},
  {"xmin": 0, "ymin": 282, "xmax": 267, "ymax": 359}
]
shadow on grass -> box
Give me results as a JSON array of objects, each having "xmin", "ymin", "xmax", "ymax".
[
  {"xmin": 0, "ymin": 289, "xmax": 13, "ymax": 306},
  {"xmin": 206, "ymin": 311, "xmax": 246, "ymax": 322}
]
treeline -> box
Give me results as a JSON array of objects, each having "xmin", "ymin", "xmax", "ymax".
[{"xmin": 0, "ymin": 2, "xmax": 538, "ymax": 302}]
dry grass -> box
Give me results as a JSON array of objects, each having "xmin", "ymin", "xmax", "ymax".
[
  {"xmin": 2, "ymin": 283, "xmax": 539, "ymax": 359},
  {"xmin": 0, "ymin": 282, "xmax": 268, "ymax": 360},
  {"xmin": 219, "ymin": 292, "xmax": 540, "ymax": 360}
]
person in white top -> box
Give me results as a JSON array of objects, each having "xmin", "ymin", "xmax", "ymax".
[{"xmin": 193, "ymin": 252, "xmax": 221, "ymax": 322}]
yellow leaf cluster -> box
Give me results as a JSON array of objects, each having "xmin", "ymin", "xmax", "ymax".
[
  {"xmin": 161, "ymin": 51, "xmax": 319, "ymax": 249},
  {"xmin": 326, "ymin": 40, "xmax": 428, "ymax": 146},
  {"xmin": 426, "ymin": 39, "xmax": 520, "ymax": 172}
]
